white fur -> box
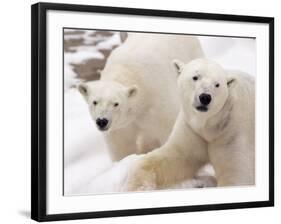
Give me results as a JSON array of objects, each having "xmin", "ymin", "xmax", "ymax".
[
  {"xmin": 78, "ymin": 33, "xmax": 204, "ymax": 161},
  {"xmin": 125, "ymin": 59, "xmax": 255, "ymax": 190}
]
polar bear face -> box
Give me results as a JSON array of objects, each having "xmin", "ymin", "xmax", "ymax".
[
  {"xmin": 173, "ymin": 58, "xmax": 235, "ymax": 118},
  {"xmin": 78, "ymin": 81, "xmax": 138, "ymax": 131}
]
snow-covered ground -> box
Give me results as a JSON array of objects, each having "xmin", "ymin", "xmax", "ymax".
[{"xmin": 64, "ymin": 29, "xmax": 256, "ymax": 196}]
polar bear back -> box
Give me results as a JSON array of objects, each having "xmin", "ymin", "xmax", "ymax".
[
  {"xmin": 101, "ymin": 33, "xmax": 204, "ymax": 113},
  {"xmin": 105, "ymin": 33, "xmax": 203, "ymax": 77}
]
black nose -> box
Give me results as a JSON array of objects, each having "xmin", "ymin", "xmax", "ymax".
[
  {"xmin": 96, "ymin": 118, "xmax": 108, "ymax": 129},
  {"xmin": 199, "ymin": 93, "xmax": 212, "ymax": 106}
]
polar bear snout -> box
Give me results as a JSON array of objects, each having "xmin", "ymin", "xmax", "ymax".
[
  {"xmin": 194, "ymin": 93, "xmax": 212, "ymax": 112},
  {"xmin": 199, "ymin": 93, "xmax": 212, "ymax": 106},
  {"xmin": 96, "ymin": 118, "xmax": 110, "ymax": 131}
]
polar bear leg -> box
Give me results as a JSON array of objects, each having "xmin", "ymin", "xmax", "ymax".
[
  {"xmin": 208, "ymin": 137, "xmax": 255, "ymax": 186},
  {"xmin": 105, "ymin": 124, "xmax": 139, "ymax": 161},
  {"xmin": 125, "ymin": 112, "xmax": 209, "ymax": 191}
]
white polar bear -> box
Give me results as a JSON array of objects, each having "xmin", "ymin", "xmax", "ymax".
[
  {"xmin": 125, "ymin": 58, "xmax": 255, "ymax": 190},
  {"xmin": 78, "ymin": 33, "xmax": 204, "ymax": 161}
]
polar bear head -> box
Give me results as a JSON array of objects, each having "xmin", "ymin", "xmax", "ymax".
[
  {"xmin": 78, "ymin": 81, "xmax": 138, "ymax": 131},
  {"xmin": 173, "ymin": 58, "xmax": 235, "ymax": 117}
]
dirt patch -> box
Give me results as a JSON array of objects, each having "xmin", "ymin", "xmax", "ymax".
[
  {"xmin": 64, "ymin": 30, "xmax": 127, "ymax": 81},
  {"xmin": 64, "ymin": 38, "xmax": 84, "ymax": 52},
  {"xmin": 90, "ymin": 30, "xmax": 114, "ymax": 37},
  {"xmin": 64, "ymin": 30, "xmax": 85, "ymax": 35},
  {"xmin": 71, "ymin": 47, "xmax": 118, "ymax": 81}
]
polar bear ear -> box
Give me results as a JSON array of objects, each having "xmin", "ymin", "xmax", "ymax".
[
  {"xmin": 227, "ymin": 77, "xmax": 236, "ymax": 88},
  {"xmin": 172, "ymin": 59, "xmax": 185, "ymax": 77},
  {"xmin": 127, "ymin": 85, "xmax": 138, "ymax": 98},
  {"xmin": 77, "ymin": 83, "xmax": 89, "ymax": 97}
]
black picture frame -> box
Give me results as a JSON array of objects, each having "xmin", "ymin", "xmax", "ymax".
[{"xmin": 31, "ymin": 2, "xmax": 274, "ymax": 222}]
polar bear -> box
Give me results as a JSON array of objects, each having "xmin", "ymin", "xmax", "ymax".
[
  {"xmin": 78, "ymin": 33, "xmax": 204, "ymax": 161},
  {"xmin": 125, "ymin": 58, "xmax": 255, "ymax": 190}
]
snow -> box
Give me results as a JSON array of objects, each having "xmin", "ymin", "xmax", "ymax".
[
  {"xmin": 96, "ymin": 32, "xmax": 121, "ymax": 50},
  {"xmin": 64, "ymin": 88, "xmax": 112, "ymax": 194},
  {"xmin": 76, "ymin": 155, "xmax": 142, "ymax": 195},
  {"xmin": 199, "ymin": 36, "xmax": 256, "ymax": 75},
  {"xmin": 64, "ymin": 30, "xmax": 97, "ymax": 43},
  {"xmin": 64, "ymin": 32, "xmax": 256, "ymax": 196},
  {"xmin": 64, "ymin": 48, "xmax": 104, "ymax": 90}
]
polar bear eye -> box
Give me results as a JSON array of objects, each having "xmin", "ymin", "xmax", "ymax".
[
  {"xmin": 114, "ymin": 102, "xmax": 119, "ymax": 107},
  {"xmin": 215, "ymin": 83, "xmax": 220, "ymax": 88},
  {"xmin": 193, "ymin": 76, "xmax": 198, "ymax": 81},
  {"xmin": 93, "ymin": 101, "xmax": 98, "ymax": 105}
]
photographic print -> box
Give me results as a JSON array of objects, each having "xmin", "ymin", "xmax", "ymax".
[
  {"xmin": 63, "ymin": 29, "xmax": 256, "ymax": 195},
  {"xmin": 31, "ymin": 2, "xmax": 274, "ymax": 222}
]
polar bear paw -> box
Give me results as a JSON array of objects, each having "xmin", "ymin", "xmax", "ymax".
[{"xmin": 123, "ymin": 157, "xmax": 159, "ymax": 191}]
